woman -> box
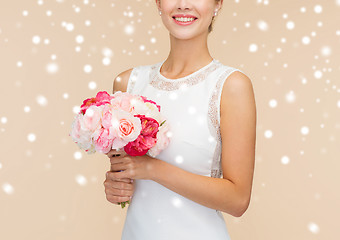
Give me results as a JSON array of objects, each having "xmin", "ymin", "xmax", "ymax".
[{"xmin": 104, "ymin": 0, "xmax": 256, "ymax": 239}]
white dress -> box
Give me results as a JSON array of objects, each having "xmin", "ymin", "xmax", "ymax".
[{"xmin": 121, "ymin": 58, "xmax": 245, "ymax": 240}]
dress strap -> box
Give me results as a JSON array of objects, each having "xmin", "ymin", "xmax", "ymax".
[{"xmin": 126, "ymin": 67, "xmax": 139, "ymax": 94}]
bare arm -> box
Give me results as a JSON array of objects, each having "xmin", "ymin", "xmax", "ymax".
[{"xmin": 150, "ymin": 71, "xmax": 257, "ymax": 217}]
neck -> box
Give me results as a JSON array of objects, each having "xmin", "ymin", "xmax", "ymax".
[{"xmin": 161, "ymin": 32, "xmax": 213, "ymax": 75}]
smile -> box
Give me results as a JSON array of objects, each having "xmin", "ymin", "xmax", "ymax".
[{"xmin": 172, "ymin": 17, "xmax": 198, "ymax": 26}]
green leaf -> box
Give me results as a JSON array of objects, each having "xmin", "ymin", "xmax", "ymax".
[{"xmin": 160, "ymin": 120, "xmax": 166, "ymax": 127}]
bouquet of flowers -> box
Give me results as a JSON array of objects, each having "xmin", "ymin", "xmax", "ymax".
[{"xmin": 69, "ymin": 91, "xmax": 170, "ymax": 207}]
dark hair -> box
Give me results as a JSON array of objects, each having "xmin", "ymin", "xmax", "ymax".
[{"xmin": 209, "ymin": 0, "xmax": 222, "ymax": 34}]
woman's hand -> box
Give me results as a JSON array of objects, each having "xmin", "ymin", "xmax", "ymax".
[
  {"xmin": 109, "ymin": 152, "xmax": 157, "ymax": 181},
  {"xmin": 105, "ymin": 148, "xmax": 131, "ymax": 182},
  {"xmin": 104, "ymin": 149, "xmax": 134, "ymax": 205},
  {"xmin": 103, "ymin": 170, "xmax": 134, "ymax": 205}
]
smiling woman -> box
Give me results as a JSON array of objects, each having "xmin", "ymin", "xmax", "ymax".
[{"xmin": 106, "ymin": 0, "xmax": 257, "ymax": 239}]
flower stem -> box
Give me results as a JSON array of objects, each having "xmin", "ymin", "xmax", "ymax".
[{"xmin": 118, "ymin": 200, "xmax": 130, "ymax": 208}]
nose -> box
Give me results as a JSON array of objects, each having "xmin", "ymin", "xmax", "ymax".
[{"xmin": 176, "ymin": 0, "xmax": 192, "ymax": 10}]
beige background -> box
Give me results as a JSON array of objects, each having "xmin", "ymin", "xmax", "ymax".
[{"xmin": 1, "ymin": 0, "xmax": 340, "ymax": 239}]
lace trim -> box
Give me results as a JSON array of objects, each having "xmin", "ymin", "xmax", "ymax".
[
  {"xmin": 126, "ymin": 67, "xmax": 138, "ymax": 94},
  {"xmin": 149, "ymin": 61, "xmax": 220, "ymax": 91},
  {"xmin": 208, "ymin": 67, "xmax": 241, "ymax": 179}
]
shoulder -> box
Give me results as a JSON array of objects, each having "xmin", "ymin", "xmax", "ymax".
[
  {"xmin": 112, "ymin": 68, "xmax": 134, "ymax": 94},
  {"xmin": 213, "ymin": 61, "xmax": 252, "ymax": 91},
  {"xmin": 213, "ymin": 61, "xmax": 253, "ymax": 99},
  {"xmin": 222, "ymin": 69, "xmax": 253, "ymax": 96},
  {"xmin": 219, "ymin": 67, "xmax": 256, "ymax": 120},
  {"xmin": 215, "ymin": 61, "xmax": 252, "ymax": 88}
]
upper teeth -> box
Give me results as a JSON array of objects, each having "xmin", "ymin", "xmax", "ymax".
[{"xmin": 175, "ymin": 17, "xmax": 195, "ymax": 22}]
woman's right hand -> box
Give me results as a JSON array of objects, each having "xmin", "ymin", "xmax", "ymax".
[{"xmin": 103, "ymin": 149, "xmax": 135, "ymax": 205}]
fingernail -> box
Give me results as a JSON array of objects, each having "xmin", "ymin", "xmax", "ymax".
[
  {"xmin": 130, "ymin": 179, "xmax": 133, "ymax": 183},
  {"xmin": 130, "ymin": 196, "xmax": 132, "ymax": 200}
]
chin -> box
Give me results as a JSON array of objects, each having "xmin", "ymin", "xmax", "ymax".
[
  {"xmin": 163, "ymin": 19, "xmax": 208, "ymax": 40},
  {"xmin": 171, "ymin": 33, "xmax": 195, "ymax": 40},
  {"xmin": 170, "ymin": 30, "xmax": 207, "ymax": 40}
]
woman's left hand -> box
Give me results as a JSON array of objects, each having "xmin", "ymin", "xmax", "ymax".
[{"xmin": 109, "ymin": 154, "xmax": 158, "ymax": 181}]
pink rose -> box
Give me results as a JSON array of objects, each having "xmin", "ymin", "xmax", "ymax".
[
  {"xmin": 110, "ymin": 109, "xmax": 142, "ymax": 149},
  {"xmin": 92, "ymin": 127, "xmax": 114, "ymax": 154},
  {"xmin": 80, "ymin": 91, "xmax": 113, "ymax": 115}
]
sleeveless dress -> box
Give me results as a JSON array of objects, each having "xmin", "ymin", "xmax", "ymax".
[{"xmin": 121, "ymin": 58, "xmax": 245, "ymax": 240}]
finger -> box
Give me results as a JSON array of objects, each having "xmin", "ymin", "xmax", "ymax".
[
  {"xmin": 106, "ymin": 171, "xmax": 132, "ymax": 184},
  {"xmin": 116, "ymin": 189, "xmax": 133, "ymax": 197},
  {"xmin": 106, "ymin": 148, "xmax": 119, "ymax": 156},
  {"xmin": 119, "ymin": 182, "xmax": 134, "ymax": 191},
  {"xmin": 110, "ymin": 156, "xmax": 125, "ymax": 165},
  {"xmin": 108, "ymin": 152, "xmax": 121, "ymax": 158},
  {"xmin": 110, "ymin": 154, "xmax": 130, "ymax": 165},
  {"xmin": 106, "ymin": 148, "xmax": 123, "ymax": 157},
  {"xmin": 104, "ymin": 181, "xmax": 131, "ymax": 194},
  {"xmin": 110, "ymin": 163, "xmax": 127, "ymax": 172},
  {"xmin": 118, "ymin": 151, "xmax": 128, "ymax": 157},
  {"xmin": 116, "ymin": 178, "xmax": 133, "ymax": 183},
  {"xmin": 105, "ymin": 180, "xmax": 133, "ymax": 192},
  {"xmin": 107, "ymin": 170, "xmax": 126, "ymax": 180},
  {"xmin": 105, "ymin": 185, "xmax": 133, "ymax": 200},
  {"xmin": 112, "ymin": 195, "xmax": 131, "ymax": 203},
  {"xmin": 106, "ymin": 194, "xmax": 130, "ymax": 205},
  {"xmin": 112, "ymin": 182, "xmax": 134, "ymax": 192},
  {"xmin": 122, "ymin": 188, "xmax": 133, "ymax": 197}
]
